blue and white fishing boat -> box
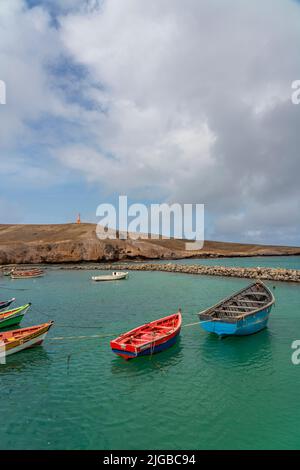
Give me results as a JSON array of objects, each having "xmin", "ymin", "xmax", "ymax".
[{"xmin": 198, "ymin": 281, "xmax": 275, "ymax": 337}]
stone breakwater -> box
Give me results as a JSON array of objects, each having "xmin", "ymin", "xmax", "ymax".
[{"xmin": 57, "ymin": 262, "xmax": 300, "ymax": 283}]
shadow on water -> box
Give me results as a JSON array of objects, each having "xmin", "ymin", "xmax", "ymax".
[
  {"xmin": 198, "ymin": 328, "xmax": 274, "ymax": 370},
  {"xmin": 0, "ymin": 348, "xmax": 51, "ymax": 375},
  {"xmin": 110, "ymin": 338, "xmax": 183, "ymax": 377}
]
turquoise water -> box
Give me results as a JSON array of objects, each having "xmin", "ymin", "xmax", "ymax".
[
  {"xmin": 0, "ymin": 259, "xmax": 300, "ymax": 450},
  {"xmin": 150, "ymin": 255, "xmax": 300, "ymax": 270}
]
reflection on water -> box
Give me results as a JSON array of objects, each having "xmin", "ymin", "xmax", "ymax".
[
  {"xmin": 198, "ymin": 328, "xmax": 274, "ymax": 370},
  {"xmin": 111, "ymin": 338, "xmax": 183, "ymax": 377},
  {"xmin": 0, "ymin": 348, "xmax": 51, "ymax": 375}
]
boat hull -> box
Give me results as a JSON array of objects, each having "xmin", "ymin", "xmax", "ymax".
[
  {"xmin": 92, "ymin": 273, "xmax": 128, "ymax": 281},
  {"xmin": 0, "ymin": 299, "xmax": 15, "ymax": 310},
  {"xmin": 200, "ymin": 305, "xmax": 273, "ymax": 337},
  {"xmin": 0, "ymin": 314, "xmax": 24, "ymax": 330},
  {"xmin": 0, "ymin": 304, "xmax": 30, "ymax": 330},
  {"xmin": 11, "ymin": 273, "xmax": 44, "ymax": 279},
  {"xmin": 0, "ymin": 322, "xmax": 53, "ymax": 359},
  {"xmin": 112, "ymin": 329, "xmax": 180, "ymax": 360},
  {"xmin": 4, "ymin": 332, "xmax": 48, "ymax": 357}
]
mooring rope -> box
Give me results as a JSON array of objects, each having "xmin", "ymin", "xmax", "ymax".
[
  {"xmin": 49, "ymin": 333, "xmax": 113, "ymax": 341},
  {"xmin": 48, "ymin": 321, "xmax": 201, "ymax": 342},
  {"xmin": 51, "ymin": 324, "xmax": 104, "ymax": 329},
  {"xmin": 182, "ymin": 321, "xmax": 200, "ymax": 327}
]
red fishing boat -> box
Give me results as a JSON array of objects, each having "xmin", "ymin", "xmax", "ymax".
[
  {"xmin": 110, "ymin": 311, "xmax": 182, "ymax": 360},
  {"xmin": 11, "ymin": 268, "xmax": 44, "ymax": 279}
]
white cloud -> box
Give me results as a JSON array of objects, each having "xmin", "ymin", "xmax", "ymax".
[
  {"xmin": 1, "ymin": 0, "xmax": 300, "ymax": 243},
  {"xmin": 0, "ymin": 0, "xmax": 86, "ymax": 187},
  {"xmin": 57, "ymin": 2, "xmax": 300, "ymax": 209}
]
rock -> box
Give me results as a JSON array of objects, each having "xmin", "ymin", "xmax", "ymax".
[{"xmin": 74, "ymin": 262, "xmax": 300, "ymax": 283}]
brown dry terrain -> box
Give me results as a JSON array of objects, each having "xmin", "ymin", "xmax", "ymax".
[{"xmin": 0, "ymin": 223, "xmax": 299, "ymax": 265}]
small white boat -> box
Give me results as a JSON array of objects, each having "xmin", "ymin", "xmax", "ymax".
[{"xmin": 92, "ymin": 271, "xmax": 129, "ymax": 282}]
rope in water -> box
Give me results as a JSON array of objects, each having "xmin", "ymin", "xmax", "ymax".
[
  {"xmin": 48, "ymin": 320, "xmax": 201, "ymax": 342},
  {"xmin": 49, "ymin": 333, "xmax": 113, "ymax": 341},
  {"xmin": 42, "ymin": 315, "xmax": 294, "ymax": 343},
  {"xmin": 182, "ymin": 321, "xmax": 201, "ymax": 327}
]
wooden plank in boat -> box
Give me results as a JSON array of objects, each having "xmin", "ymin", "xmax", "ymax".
[
  {"xmin": 246, "ymin": 291, "xmax": 269, "ymax": 296},
  {"xmin": 218, "ymin": 304, "xmax": 261, "ymax": 310},
  {"xmin": 214, "ymin": 309, "xmax": 257, "ymax": 315}
]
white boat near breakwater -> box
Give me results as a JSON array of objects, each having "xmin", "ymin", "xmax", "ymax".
[{"xmin": 91, "ymin": 271, "xmax": 129, "ymax": 282}]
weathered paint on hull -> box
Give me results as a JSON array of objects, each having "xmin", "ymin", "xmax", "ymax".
[
  {"xmin": 1, "ymin": 332, "xmax": 48, "ymax": 358},
  {"xmin": 11, "ymin": 274, "xmax": 44, "ymax": 279},
  {"xmin": 0, "ymin": 314, "xmax": 24, "ymax": 330},
  {"xmin": 112, "ymin": 332, "xmax": 179, "ymax": 360},
  {"xmin": 200, "ymin": 306, "xmax": 273, "ymax": 337}
]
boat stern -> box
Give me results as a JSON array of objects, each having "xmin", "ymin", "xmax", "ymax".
[{"xmin": 110, "ymin": 340, "xmax": 138, "ymax": 360}]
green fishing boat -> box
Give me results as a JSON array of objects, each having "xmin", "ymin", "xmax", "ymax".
[{"xmin": 0, "ymin": 303, "xmax": 31, "ymax": 330}]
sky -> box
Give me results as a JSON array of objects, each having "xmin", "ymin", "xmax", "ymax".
[{"xmin": 0, "ymin": 0, "xmax": 300, "ymax": 245}]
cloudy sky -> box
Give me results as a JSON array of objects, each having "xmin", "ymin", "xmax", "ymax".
[{"xmin": 0, "ymin": 0, "xmax": 300, "ymax": 245}]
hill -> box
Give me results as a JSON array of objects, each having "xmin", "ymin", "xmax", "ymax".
[{"xmin": 0, "ymin": 223, "xmax": 299, "ymax": 264}]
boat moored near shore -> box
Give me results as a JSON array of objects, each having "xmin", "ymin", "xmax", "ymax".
[
  {"xmin": 0, "ymin": 298, "xmax": 15, "ymax": 310},
  {"xmin": 92, "ymin": 271, "xmax": 128, "ymax": 282},
  {"xmin": 10, "ymin": 268, "xmax": 44, "ymax": 279},
  {"xmin": 0, "ymin": 321, "xmax": 54, "ymax": 359},
  {"xmin": 198, "ymin": 281, "xmax": 275, "ymax": 337},
  {"xmin": 0, "ymin": 303, "xmax": 31, "ymax": 330},
  {"xmin": 111, "ymin": 311, "xmax": 182, "ymax": 360}
]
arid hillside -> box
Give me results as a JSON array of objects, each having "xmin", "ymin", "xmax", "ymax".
[{"xmin": 0, "ymin": 223, "xmax": 299, "ymax": 265}]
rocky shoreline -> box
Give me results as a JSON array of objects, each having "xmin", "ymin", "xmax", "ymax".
[{"xmin": 17, "ymin": 262, "xmax": 299, "ymax": 283}]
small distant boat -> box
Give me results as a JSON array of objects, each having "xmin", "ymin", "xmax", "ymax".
[
  {"xmin": 92, "ymin": 271, "xmax": 128, "ymax": 282},
  {"xmin": 111, "ymin": 311, "xmax": 182, "ymax": 360},
  {"xmin": 0, "ymin": 321, "xmax": 54, "ymax": 359},
  {"xmin": 0, "ymin": 303, "xmax": 31, "ymax": 330},
  {"xmin": 3, "ymin": 270, "xmax": 13, "ymax": 276},
  {"xmin": 0, "ymin": 298, "xmax": 15, "ymax": 311},
  {"xmin": 11, "ymin": 268, "xmax": 44, "ymax": 279},
  {"xmin": 198, "ymin": 281, "xmax": 275, "ymax": 337}
]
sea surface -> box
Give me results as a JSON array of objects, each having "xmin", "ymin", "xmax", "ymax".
[
  {"xmin": 147, "ymin": 255, "xmax": 300, "ymax": 270},
  {"xmin": 0, "ymin": 256, "xmax": 300, "ymax": 450}
]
